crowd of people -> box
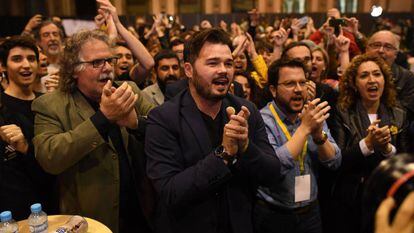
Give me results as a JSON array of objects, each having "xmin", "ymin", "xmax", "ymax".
[{"xmin": 0, "ymin": 0, "xmax": 414, "ymax": 233}]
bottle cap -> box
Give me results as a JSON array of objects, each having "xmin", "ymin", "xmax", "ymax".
[
  {"xmin": 0, "ymin": 211, "xmax": 11, "ymax": 222},
  {"xmin": 31, "ymin": 203, "xmax": 42, "ymax": 213}
]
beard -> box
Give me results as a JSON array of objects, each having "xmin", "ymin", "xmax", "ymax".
[
  {"xmin": 158, "ymin": 74, "xmax": 178, "ymax": 94},
  {"xmin": 192, "ymin": 69, "xmax": 229, "ymax": 101},
  {"xmin": 274, "ymin": 95, "xmax": 304, "ymax": 115}
]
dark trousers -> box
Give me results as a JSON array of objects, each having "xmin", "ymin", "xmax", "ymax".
[{"xmin": 253, "ymin": 201, "xmax": 322, "ymax": 233}]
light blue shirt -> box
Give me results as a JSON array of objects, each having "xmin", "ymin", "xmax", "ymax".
[{"xmin": 258, "ymin": 101, "xmax": 341, "ymax": 209}]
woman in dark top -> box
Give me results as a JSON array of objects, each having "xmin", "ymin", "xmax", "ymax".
[
  {"xmin": 330, "ymin": 54, "xmax": 410, "ymax": 233},
  {"xmin": 0, "ymin": 36, "xmax": 56, "ymax": 220}
]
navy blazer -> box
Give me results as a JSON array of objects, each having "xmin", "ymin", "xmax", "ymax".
[{"xmin": 145, "ymin": 89, "xmax": 281, "ymax": 233}]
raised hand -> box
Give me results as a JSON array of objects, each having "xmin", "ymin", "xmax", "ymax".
[
  {"xmin": 24, "ymin": 14, "xmax": 42, "ymax": 33},
  {"xmin": 290, "ymin": 18, "xmax": 301, "ymax": 37},
  {"xmin": 200, "ymin": 20, "xmax": 212, "ymax": 29},
  {"xmin": 222, "ymin": 106, "xmax": 251, "ymax": 156},
  {"xmin": 45, "ymin": 72, "xmax": 60, "ymax": 93},
  {"xmin": 364, "ymin": 119, "xmax": 392, "ymax": 153},
  {"xmin": 94, "ymin": 14, "xmax": 106, "ymax": 28},
  {"xmin": 306, "ymin": 80, "xmax": 316, "ymax": 100},
  {"xmin": 100, "ymin": 81, "xmax": 138, "ymax": 124},
  {"xmin": 334, "ymin": 26, "xmax": 350, "ymax": 53},
  {"xmin": 96, "ymin": 0, "xmax": 120, "ymax": 24},
  {"xmin": 248, "ymin": 8, "xmax": 259, "ymax": 26},
  {"xmin": 96, "ymin": 0, "xmax": 119, "ymax": 40},
  {"xmin": 372, "ymin": 124, "xmax": 392, "ymax": 153},
  {"xmin": 245, "ymin": 32, "xmax": 258, "ymax": 59},
  {"xmin": 300, "ymin": 98, "xmax": 331, "ymax": 135},
  {"xmin": 219, "ymin": 20, "xmax": 228, "ymax": 31},
  {"xmin": 0, "ymin": 124, "xmax": 29, "ymax": 154},
  {"xmin": 223, "ymin": 106, "xmax": 251, "ymax": 154},
  {"xmin": 271, "ymin": 27, "xmax": 290, "ymax": 48},
  {"xmin": 343, "ymin": 17, "xmax": 359, "ymax": 34},
  {"xmin": 232, "ymin": 35, "xmax": 248, "ymax": 58}
]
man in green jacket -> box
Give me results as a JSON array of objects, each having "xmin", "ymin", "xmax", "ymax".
[{"xmin": 32, "ymin": 29, "xmax": 154, "ymax": 233}]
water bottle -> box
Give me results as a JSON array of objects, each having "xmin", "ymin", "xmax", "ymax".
[
  {"xmin": 0, "ymin": 211, "xmax": 19, "ymax": 233},
  {"xmin": 28, "ymin": 203, "xmax": 48, "ymax": 233}
]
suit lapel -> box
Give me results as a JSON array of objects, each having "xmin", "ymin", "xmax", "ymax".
[
  {"xmin": 152, "ymin": 83, "xmax": 164, "ymax": 106},
  {"xmin": 73, "ymin": 90, "xmax": 96, "ymax": 121},
  {"xmin": 72, "ymin": 90, "xmax": 116, "ymax": 152}
]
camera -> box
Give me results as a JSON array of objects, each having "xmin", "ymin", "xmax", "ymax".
[{"xmin": 329, "ymin": 18, "xmax": 346, "ymax": 36}]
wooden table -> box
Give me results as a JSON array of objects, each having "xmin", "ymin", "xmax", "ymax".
[{"xmin": 18, "ymin": 215, "xmax": 112, "ymax": 233}]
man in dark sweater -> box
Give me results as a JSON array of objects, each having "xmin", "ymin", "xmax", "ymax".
[{"xmin": 0, "ymin": 36, "xmax": 56, "ymax": 220}]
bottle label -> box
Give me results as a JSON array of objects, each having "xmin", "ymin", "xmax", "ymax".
[{"xmin": 29, "ymin": 221, "xmax": 48, "ymax": 233}]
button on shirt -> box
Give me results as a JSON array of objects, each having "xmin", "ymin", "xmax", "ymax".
[{"xmin": 258, "ymin": 101, "xmax": 341, "ymax": 209}]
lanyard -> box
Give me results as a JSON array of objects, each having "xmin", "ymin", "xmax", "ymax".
[{"xmin": 269, "ymin": 103, "xmax": 307, "ymax": 175}]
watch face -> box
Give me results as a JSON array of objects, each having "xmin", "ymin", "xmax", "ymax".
[{"xmin": 215, "ymin": 145, "xmax": 225, "ymax": 155}]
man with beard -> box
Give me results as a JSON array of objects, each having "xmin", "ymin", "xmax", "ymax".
[
  {"xmin": 32, "ymin": 29, "xmax": 155, "ymax": 233},
  {"xmin": 33, "ymin": 20, "xmax": 64, "ymax": 95},
  {"xmin": 142, "ymin": 50, "xmax": 180, "ymax": 106},
  {"xmin": 34, "ymin": 20, "xmax": 63, "ymax": 71},
  {"xmin": 145, "ymin": 28, "xmax": 281, "ymax": 233},
  {"xmin": 281, "ymin": 42, "xmax": 338, "ymax": 129},
  {"xmin": 255, "ymin": 59, "xmax": 341, "ymax": 233}
]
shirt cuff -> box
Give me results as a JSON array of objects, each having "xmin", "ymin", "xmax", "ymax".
[
  {"xmin": 90, "ymin": 110, "xmax": 112, "ymax": 140},
  {"xmin": 359, "ymin": 139, "xmax": 374, "ymax": 156}
]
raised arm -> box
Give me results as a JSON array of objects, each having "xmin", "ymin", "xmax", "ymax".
[{"xmin": 97, "ymin": 0, "xmax": 154, "ymax": 82}]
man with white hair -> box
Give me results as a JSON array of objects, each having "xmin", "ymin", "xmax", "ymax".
[{"xmin": 32, "ymin": 29, "xmax": 154, "ymax": 233}]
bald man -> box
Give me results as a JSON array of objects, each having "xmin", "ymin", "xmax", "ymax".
[{"xmin": 366, "ymin": 30, "xmax": 414, "ymax": 131}]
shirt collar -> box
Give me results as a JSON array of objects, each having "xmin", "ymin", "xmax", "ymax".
[{"xmin": 271, "ymin": 100, "xmax": 300, "ymax": 126}]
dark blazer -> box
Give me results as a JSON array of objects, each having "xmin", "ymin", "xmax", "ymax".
[
  {"xmin": 145, "ymin": 89, "xmax": 281, "ymax": 233},
  {"xmin": 328, "ymin": 104, "xmax": 410, "ymax": 233}
]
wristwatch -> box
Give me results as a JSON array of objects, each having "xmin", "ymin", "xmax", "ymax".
[
  {"xmin": 313, "ymin": 131, "xmax": 328, "ymax": 145},
  {"xmin": 214, "ymin": 145, "xmax": 237, "ymax": 164}
]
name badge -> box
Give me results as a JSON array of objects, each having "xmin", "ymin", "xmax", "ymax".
[{"xmin": 295, "ymin": 174, "xmax": 311, "ymax": 203}]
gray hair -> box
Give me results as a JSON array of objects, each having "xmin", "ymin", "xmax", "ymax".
[
  {"xmin": 59, "ymin": 29, "xmax": 113, "ymax": 93},
  {"xmin": 369, "ymin": 30, "xmax": 400, "ymax": 49}
]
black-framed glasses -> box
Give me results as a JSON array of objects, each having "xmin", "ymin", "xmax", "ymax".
[
  {"xmin": 368, "ymin": 42, "xmax": 397, "ymax": 52},
  {"xmin": 277, "ymin": 80, "xmax": 308, "ymax": 89},
  {"xmin": 77, "ymin": 57, "xmax": 118, "ymax": 68}
]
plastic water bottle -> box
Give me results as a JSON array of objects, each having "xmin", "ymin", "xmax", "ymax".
[
  {"xmin": 28, "ymin": 203, "xmax": 48, "ymax": 233},
  {"xmin": 0, "ymin": 211, "xmax": 19, "ymax": 233}
]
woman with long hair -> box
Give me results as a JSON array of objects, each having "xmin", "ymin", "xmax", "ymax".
[{"xmin": 330, "ymin": 54, "xmax": 410, "ymax": 233}]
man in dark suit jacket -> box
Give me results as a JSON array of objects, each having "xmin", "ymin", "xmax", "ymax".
[{"xmin": 145, "ymin": 28, "xmax": 281, "ymax": 233}]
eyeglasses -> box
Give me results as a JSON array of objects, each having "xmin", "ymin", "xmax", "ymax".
[
  {"xmin": 277, "ymin": 80, "xmax": 308, "ymax": 89},
  {"xmin": 368, "ymin": 42, "xmax": 397, "ymax": 52},
  {"xmin": 77, "ymin": 57, "xmax": 118, "ymax": 68}
]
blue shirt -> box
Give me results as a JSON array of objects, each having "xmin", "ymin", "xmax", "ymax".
[{"xmin": 258, "ymin": 101, "xmax": 341, "ymax": 209}]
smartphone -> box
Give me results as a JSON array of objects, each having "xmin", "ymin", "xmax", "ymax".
[
  {"xmin": 297, "ymin": 16, "xmax": 308, "ymax": 28},
  {"xmin": 329, "ymin": 18, "xmax": 346, "ymax": 35}
]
